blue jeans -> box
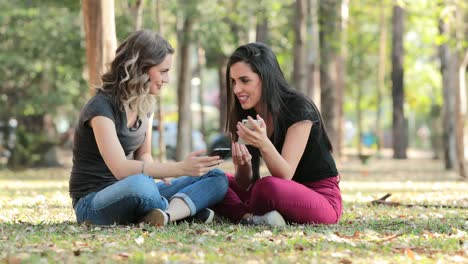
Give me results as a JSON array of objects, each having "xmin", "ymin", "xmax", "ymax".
[{"xmin": 73, "ymin": 168, "xmax": 228, "ymax": 225}]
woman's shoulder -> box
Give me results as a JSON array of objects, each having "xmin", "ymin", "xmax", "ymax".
[
  {"xmin": 79, "ymin": 92, "xmax": 119, "ymax": 124},
  {"xmin": 284, "ymin": 92, "xmax": 315, "ymax": 112},
  {"xmin": 83, "ymin": 92, "xmax": 115, "ymax": 110},
  {"xmin": 282, "ymin": 92, "xmax": 318, "ymax": 122}
]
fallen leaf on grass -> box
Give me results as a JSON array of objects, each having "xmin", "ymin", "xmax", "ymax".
[
  {"xmin": 404, "ymin": 248, "xmax": 415, "ymax": 259},
  {"xmin": 294, "ymin": 244, "xmax": 305, "ymax": 251},
  {"xmin": 339, "ymin": 258, "xmax": 352, "ymax": 264},
  {"xmin": 6, "ymin": 253, "xmax": 30, "ymax": 264},
  {"xmin": 376, "ymin": 233, "xmax": 403, "ymax": 244},
  {"xmin": 117, "ymin": 252, "xmax": 130, "ymax": 258}
]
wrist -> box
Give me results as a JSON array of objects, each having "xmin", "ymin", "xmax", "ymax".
[
  {"xmin": 258, "ymin": 139, "xmax": 273, "ymax": 154},
  {"xmin": 174, "ymin": 161, "xmax": 185, "ymax": 176}
]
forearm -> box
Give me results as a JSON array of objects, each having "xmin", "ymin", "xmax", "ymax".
[
  {"xmin": 259, "ymin": 141, "xmax": 294, "ymax": 180},
  {"xmin": 144, "ymin": 160, "xmax": 185, "ymax": 179},
  {"xmin": 112, "ymin": 159, "xmax": 183, "ymax": 180},
  {"xmin": 136, "ymin": 152, "xmax": 154, "ymax": 163},
  {"xmin": 235, "ymin": 163, "xmax": 254, "ymax": 189}
]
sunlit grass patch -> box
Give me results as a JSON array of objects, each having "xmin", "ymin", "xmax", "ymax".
[{"xmin": 1, "ymin": 158, "xmax": 467, "ymax": 263}]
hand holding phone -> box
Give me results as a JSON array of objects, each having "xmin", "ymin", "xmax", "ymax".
[
  {"xmin": 209, "ymin": 148, "xmax": 231, "ymax": 159},
  {"xmin": 238, "ymin": 119, "xmax": 261, "ymax": 145}
]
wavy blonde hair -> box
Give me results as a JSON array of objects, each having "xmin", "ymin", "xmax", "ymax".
[{"xmin": 98, "ymin": 30, "xmax": 174, "ymax": 116}]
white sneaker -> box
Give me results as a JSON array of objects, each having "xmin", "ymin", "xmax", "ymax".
[
  {"xmin": 140, "ymin": 209, "xmax": 169, "ymax": 227},
  {"xmin": 251, "ymin": 210, "xmax": 286, "ymax": 226}
]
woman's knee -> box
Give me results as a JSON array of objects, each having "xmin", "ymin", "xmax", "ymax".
[
  {"xmin": 251, "ymin": 176, "xmax": 283, "ymax": 201},
  {"xmin": 120, "ymin": 174, "xmax": 160, "ymax": 200},
  {"xmin": 207, "ymin": 168, "xmax": 229, "ymax": 189}
]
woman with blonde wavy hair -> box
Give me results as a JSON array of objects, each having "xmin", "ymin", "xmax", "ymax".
[{"xmin": 69, "ymin": 30, "xmax": 228, "ymax": 226}]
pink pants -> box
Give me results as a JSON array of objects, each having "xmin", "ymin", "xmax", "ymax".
[{"xmin": 213, "ymin": 174, "xmax": 342, "ymax": 225}]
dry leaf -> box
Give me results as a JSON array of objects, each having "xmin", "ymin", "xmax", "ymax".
[{"xmin": 404, "ymin": 248, "xmax": 415, "ymax": 259}]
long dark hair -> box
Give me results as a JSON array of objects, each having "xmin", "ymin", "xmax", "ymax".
[
  {"xmin": 225, "ymin": 42, "xmax": 333, "ymax": 152},
  {"xmin": 98, "ymin": 30, "xmax": 174, "ymax": 116}
]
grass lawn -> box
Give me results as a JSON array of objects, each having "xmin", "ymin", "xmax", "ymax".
[{"xmin": 0, "ymin": 153, "xmax": 467, "ymax": 263}]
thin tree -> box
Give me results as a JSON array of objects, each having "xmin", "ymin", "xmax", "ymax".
[
  {"xmin": 335, "ymin": 0, "xmax": 348, "ymax": 158},
  {"xmin": 319, "ymin": 0, "xmax": 344, "ymax": 158},
  {"xmin": 82, "ymin": 0, "xmax": 117, "ymax": 95},
  {"xmin": 175, "ymin": 7, "xmax": 194, "ymax": 161},
  {"xmin": 439, "ymin": 1, "xmax": 467, "ymax": 179},
  {"xmin": 391, "ymin": 0, "xmax": 407, "ymax": 159},
  {"xmin": 154, "ymin": 0, "xmax": 167, "ymax": 162},
  {"xmin": 196, "ymin": 44, "xmax": 207, "ymax": 141},
  {"xmin": 293, "ymin": 0, "xmax": 307, "ymax": 94},
  {"xmin": 307, "ymin": 0, "xmax": 321, "ymax": 108},
  {"xmin": 439, "ymin": 15, "xmax": 456, "ymax": 169},
  {"xmin": 129, "ymin": 0, "xmax": 145, "ymax": 31},
  {"xmin": 256, "ymin": 2, "xmax": 269, "ymax": 43},
  {"xmin": 376, "ymin": 0, "xmax": 388, "ymax": 156}
]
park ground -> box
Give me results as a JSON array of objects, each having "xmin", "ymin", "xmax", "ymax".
[{"xmin": 0, "ymin": 149, "xmax": 467, "ymax": 263}]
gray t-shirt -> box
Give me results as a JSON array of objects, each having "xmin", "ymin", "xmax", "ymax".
[{"xmin": 69, "ymin": 92, "xmax": 149, "ymax": 200}]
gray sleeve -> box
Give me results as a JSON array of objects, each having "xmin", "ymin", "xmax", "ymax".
[{"xmin": 80, "ymin": 95, "xmax": 117, "ymax": 127}]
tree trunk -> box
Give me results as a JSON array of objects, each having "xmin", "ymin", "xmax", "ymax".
[
  {"xmin": 255, "ymin": 9, "xmax": 269, "ymax": 43},
  {"xmin": 196, "ymin": 45, "xmax": 207, "ymax": 141},
  {"xmin": 293, "ymin": 0, "xmax": 307, "ymax": 94},
  {"xmin": 439, "ymin": 18, "xmax": 456, "ymax": 169},
  {"xmin": 457, "ymin": 50, "xmax": 468, "ymax": 179},
  {"xmin": 307, "ymin": 0, "xmax": 321, "ymax": 108},
  {"xmin": 319, "ymin": 0, "xmax": 342, "ymax": 157},
  {"xmin": 391, "ymin": 1, "xmax": 407, "ymax": 159},
  {"xmin": 376, "ymin": 0, "xmax": 387, "ymax": 157},
  {"xmin": 335, "ymin": 0, "xmax": 348, "ymax": 159},
  {"xmin": 455, "ymin": 6, "xmax": 467, "ymax": 179},
  {"xmin": 155, "ymin": 0, "xmax": 166, "ymax": 162},
  {"xmin": 175, "ymin": 14, "xmax": 193, "ymax": 161},
  {"xmin": 82, "ymin": 0, "xmax": 117, "ymax": 95},
  {"xmin": 130, "ymin": 0, "xmax": 145, "ymax": 31},
  {"xmin": 218, "ymin": 56, "xmax": 228, "ymax": 133}
]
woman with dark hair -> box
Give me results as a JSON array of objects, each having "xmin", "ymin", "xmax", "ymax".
[
  {"xmin": 69, "ymin": 30, "xmax": 228, "ymax": 226},
  {"xmin": 214, "ymin": 42, "xmax": 342, "ymax": 226}
]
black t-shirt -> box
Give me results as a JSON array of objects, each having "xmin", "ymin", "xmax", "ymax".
[
  {"xmin": 69, "ymin": 92, "xmax": 149, "ymax": 199},
  {"xmin": 252, "ymin": 94, "xmax": 338, "ymax": 183}
]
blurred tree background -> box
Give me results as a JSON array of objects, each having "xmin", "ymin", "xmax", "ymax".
[{"xmin": 0, "ymin": 0, "xmax": 466, "ymax": 178}]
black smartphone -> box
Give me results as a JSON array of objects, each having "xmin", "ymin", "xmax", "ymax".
[{"xmin": 209, "ymin": 148, "xmax": 231, "ymax": 159}]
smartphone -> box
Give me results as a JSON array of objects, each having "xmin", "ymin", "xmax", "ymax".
[
  {"xmin": 242, "ymin": 119, "xmax": 260, "ymax": 129},
  {"xmin": 238, "ymin": 119, "xmax": 260, "ymax": 144},
  {"xmin": 209, "ymin": 148, "xmax": 231, "ymax": 159}
]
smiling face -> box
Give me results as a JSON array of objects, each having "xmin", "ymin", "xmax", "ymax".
[
  {"xmin": 147, "ymin": 54, "xmax": 173, "ymax": 95},
  {"xmin": 230, "ymin": 61, "xmax": 262, "ymax": 111}
]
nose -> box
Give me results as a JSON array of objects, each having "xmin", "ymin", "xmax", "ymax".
[
  {"xmin": 233, "ymin": 83, "xmax": 242, "ymax": 95},
  {"xmin": 163, "ymin": 73, "xmax": 170, "ymax": 84}
]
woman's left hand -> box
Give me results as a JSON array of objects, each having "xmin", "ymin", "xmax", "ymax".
[{"xmin": 236, "ymin": 114, "xmax": 269, "ymax": 149}]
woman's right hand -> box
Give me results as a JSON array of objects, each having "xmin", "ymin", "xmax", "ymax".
[
  {"xmin": 179, "ymin": 149, "xmax": 222, "ymax": 176},
  {"xmin": 232, "ymin": 142, "xmax": 252, "ymax": 167}
]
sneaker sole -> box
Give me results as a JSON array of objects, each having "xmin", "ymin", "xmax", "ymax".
[
  {"xmin": 203, "ymin": 209, "xmax": 215, "ymax": 224},
  {"xmin": 264, "ymin": 210, "xmax": 286, "ymax": 226},
  {"xmin": 140, "ymin": 209, "xmax": 167, "ymax": 226}
]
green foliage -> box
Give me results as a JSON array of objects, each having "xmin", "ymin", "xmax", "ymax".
[
  {"xmin": 0, "ymin": 1, "xmax": 87, "ymax": 119},
  {"xmin": 7, "ymin": 125, "xmax": 57, "ymax": 168},
  {"xmin": 0, "ymin": 1, "xmax": 86, "ymax": 167}
]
